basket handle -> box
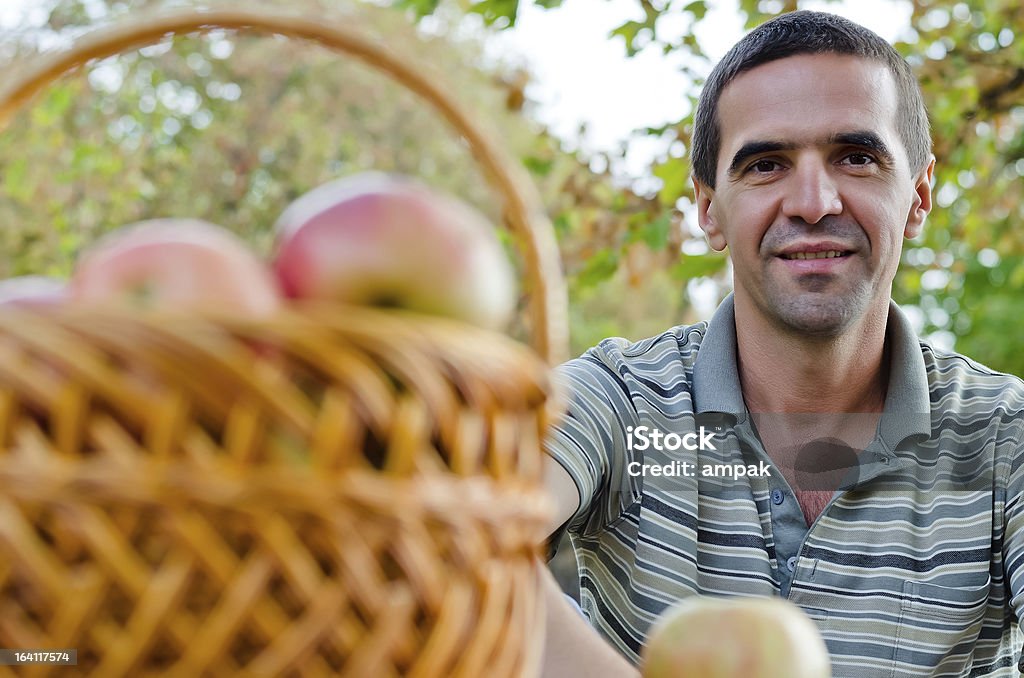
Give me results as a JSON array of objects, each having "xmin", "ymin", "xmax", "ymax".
[{"xmin": 0, "ymin": 6, "xmax": 569, "ymax": 365}]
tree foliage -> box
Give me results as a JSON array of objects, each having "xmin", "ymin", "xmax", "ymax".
[
  {"xmin": 1, "ymin": 0, "xmax": 676, "ymax": 355},
  {"xmin": 1, "ymin": 0, "xmax": 1021, "ymax": 372},
  {"xmin": 400, "ymin": 0, "xmax": 1024, "ymax": 375}
]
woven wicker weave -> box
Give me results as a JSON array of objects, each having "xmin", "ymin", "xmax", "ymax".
[{"xmin": 0, "ymin": 7, "xmax": 569, "ymax": 677}]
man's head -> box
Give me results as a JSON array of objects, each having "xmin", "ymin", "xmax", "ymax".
[
  {"xmin": 692, "ymin": 11, "xmax": 935, "ymax": 338},
  {"xmin": 692, "ymin": 10, "xmax": 931, "ymax": 190}
]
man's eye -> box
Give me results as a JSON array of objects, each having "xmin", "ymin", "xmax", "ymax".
[
  {"xmin": 843, "ymin": 153, "xmax": 875, "ymax": 166},
  {"xmin": 749, "ymin": 159, "xmax": 780, "ymax": 173}
]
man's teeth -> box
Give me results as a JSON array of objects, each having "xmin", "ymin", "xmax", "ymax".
[{"xmin": 783, "ymin": 250, "xmax": 846, "ymax": 260}]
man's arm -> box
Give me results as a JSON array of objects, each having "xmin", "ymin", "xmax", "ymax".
[{"xmin": 539, "ymin": 457, "xmax": 640, "ymax": 678}]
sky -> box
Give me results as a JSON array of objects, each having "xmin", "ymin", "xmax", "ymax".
[
  {"xmin": 487, "ymin": 0, "xmax": 913, "ymax": 178},
  {"xmin": 2, "ymin": 0, "xmax": 913, "ymax": 181}
]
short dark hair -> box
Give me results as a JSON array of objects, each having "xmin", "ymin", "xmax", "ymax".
[{"xmin": 691, "ymin": 10, "xmax": 931, "ymax": 189}]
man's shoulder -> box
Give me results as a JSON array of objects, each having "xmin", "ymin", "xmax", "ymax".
[
  {"xmin": 554, "ymin": 319, "xmax": 714, "ymax": 410},
  {"xmin": 567, "ymin": 318, "xmax": 712, "ymax": 374},
  {"xmin": 919, "ymin": 339, "xmax": 1024, "ymax": 412}
]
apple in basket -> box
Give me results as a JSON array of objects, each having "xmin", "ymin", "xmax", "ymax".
[
  {"xmin": 0, "ymin": 275, "xmax": 68, "ymax": 309},
  {"xmin": 271, "ymin": 173, "xmax": 516, "ymax": 330},
  {"xmin": 641, "ymin": 596, "xmax": 832, "ymax": 678},
  {"xmin": 71, "ymin": 218, "xmax": 282, "ymax": 316}
]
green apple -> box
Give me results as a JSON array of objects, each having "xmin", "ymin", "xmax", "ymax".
[{"xmin": 642, "ymin": 596, "xmax": 831, "ymax": 678}]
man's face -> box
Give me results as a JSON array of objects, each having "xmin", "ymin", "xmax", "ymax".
[{"xmin": 695, "ymin": 53, "xmax": 934, "ymax": 337}]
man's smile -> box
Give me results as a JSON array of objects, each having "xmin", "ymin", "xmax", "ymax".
[
  {"xmin": 780, "ymin": 250, "xmax": 849, "ymax": 260},
  {"xmin": 771, "ymin": 240, "xmax": 857, "ymax": 274},
  {"xmin": 775, "ymin": 253, "xmax": 853, "ymax": 275}
]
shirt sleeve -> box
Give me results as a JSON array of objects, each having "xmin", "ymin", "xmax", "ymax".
[
  {"xmin": 998, "ymin": 407, "xmax": 1024, "ymax": 671},
  {"xmin": 543, "ymin": 342, "xmax": 642, "ymax": 542}
]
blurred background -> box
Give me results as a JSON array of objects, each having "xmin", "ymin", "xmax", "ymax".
[
  {"xmin": 1, "ymin": 0, "xmax": 1022, "ymax": 367},
  {"xmin": 2, "ymin": 0, "xmax": 1022, "ymax": 595}
]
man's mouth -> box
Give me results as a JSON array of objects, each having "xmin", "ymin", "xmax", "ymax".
[{"xmin": 780, "ymin": 250, "xmax": 852, "ymax": 260}]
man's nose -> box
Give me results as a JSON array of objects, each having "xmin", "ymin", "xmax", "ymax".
[{"xmin": 781, "ymin": 162, "xmax": 843, "ymax": 224}]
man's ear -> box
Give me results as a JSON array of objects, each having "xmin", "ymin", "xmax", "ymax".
[
  {"xmin": 905, "ymin": 155, "xmax": 935, "ymax": 239},
  {"xmin": 693, "ymin": 177, "xmax": 727, "ymax": 251}
]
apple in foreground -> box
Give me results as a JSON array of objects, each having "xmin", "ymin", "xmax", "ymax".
[
  {"xmin": 271, "ymin": 174, "xmax": 516, "ymax": 330},
  {"xmin": 641, "ymin": 596, "xmax": 831, "ymax": 678},
  {"xmin": 0, "ymin": 275, "xmax": 68, "ymax": 309},
  {"xmin": 71, "ymin": 219, "xmax": 282, "ymax": 316}
]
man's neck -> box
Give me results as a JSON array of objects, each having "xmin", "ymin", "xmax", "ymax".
[{"xmin": 734, "ymin": 295, "xmax": 890, "ymax": 415}]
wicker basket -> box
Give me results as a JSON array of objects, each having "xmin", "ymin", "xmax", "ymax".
[{"xmin": 0, "ymin": 7, "xmax": 569, "ymax": 677}]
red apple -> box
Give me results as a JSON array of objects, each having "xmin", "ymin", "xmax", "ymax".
[
  {"xmin": 641, "ymin": 596, "xmax": 831, "ymax": 678},
  {"xmin": 71, "ymin": 219, "xmax": 282, "ymax": 316},
  {"xmin": 0, "ymin": 275, "xmax": 68, "ymax": 309},
  {"xmin": 271, "ymin": 173, "xmax": 516, "ymax": 330}
]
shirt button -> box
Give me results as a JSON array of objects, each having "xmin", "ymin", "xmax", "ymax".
[
  {"xmin": 786, "ymin": 556, "xmax": 798, "ymax": 572},
  {"xmin": 771, "ymin": 488, "xmax": 784, "ymax": 505}
]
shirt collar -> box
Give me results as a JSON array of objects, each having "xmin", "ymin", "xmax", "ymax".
[
  {"xmin": 878, "ymin": 300, "xmax": 932, "ymax": 446},
  {"xmin": 693, "ymin": 294, "xmax": 746, "ymax": 416},
  {"xmin": 692, "ymin": 294, "xmax": 931, "ymax": 447}
]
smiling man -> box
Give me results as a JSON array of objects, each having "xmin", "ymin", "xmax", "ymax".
[{"xmin": 538, "ymin": 10, "xmax": 1024, "ymax": 678}]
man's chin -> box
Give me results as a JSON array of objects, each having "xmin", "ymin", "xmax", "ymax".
[{"xmin": 770, "ymin": 294, "xmax": 865, "ymax": 337}]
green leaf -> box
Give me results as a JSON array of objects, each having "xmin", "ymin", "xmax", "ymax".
[
  {"xmin": 629, "ymin": 211, "xmax": 672, "ymax": 250},
  {"xmin": 553, "ymin": 212, "xmax": 572, "ymax": 236},
  {"xmin": 534, "ymin": 0, "xmax": 564, "ymax": 8},
  {"xmin": 470, "ymin": 0, "xmax": 520, "ymax": 27},
  {"xmin": 610, "ymin": 20, "xmax": 645, "ymax": 57},
  {"xmin": 611, "ymin": 0, "xmax": 662, "ymax": 58},
  {"xmin": 652, "ymin": 156, "xmax": 690, "ymax": 206},
  {"xmin": 523, "ymin": 154, "xmax": 555, "ymax": 176},
  {"xmin": 643, "ymin": 123, "xmax": 673, "ymax": 135},
  {"xmin": 670, "ymin": 254, "xmax": 727, "ymax": 280},
  {"xmin": 683, "ymin": 0, "xmax": 708, "ymax": 20},
  {"xmin": 576, "ymin": 248, "xmax": 620, "ymax": 288},
  {"xmin": 393, "ymin": 0, "xmax": 443, "ymax": 17},
  {"xmin": 645, "ymin": 212, "xmax": 672, "ymax": 250}
]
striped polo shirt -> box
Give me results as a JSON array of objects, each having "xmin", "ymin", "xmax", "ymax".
[{"xmin": 546, "ymin": 295, "xmax": 1024, "ymax": 676}]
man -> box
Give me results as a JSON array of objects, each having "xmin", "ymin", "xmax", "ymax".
[{"xmin": 538, "ymin": 10, "xmax": 1024, "ymax": 678}]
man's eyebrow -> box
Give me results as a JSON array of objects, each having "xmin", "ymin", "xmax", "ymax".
[
  {"xmin": 829, "ymin": 131, "xmax": 895, "ymax": 163},
  {"xmin": 726, "ymin": 140, "xmax": 796, "ymax": 177},
  {"xmin": 725, "ymin": 131, "xmax": 896, "ymax": 179}
]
